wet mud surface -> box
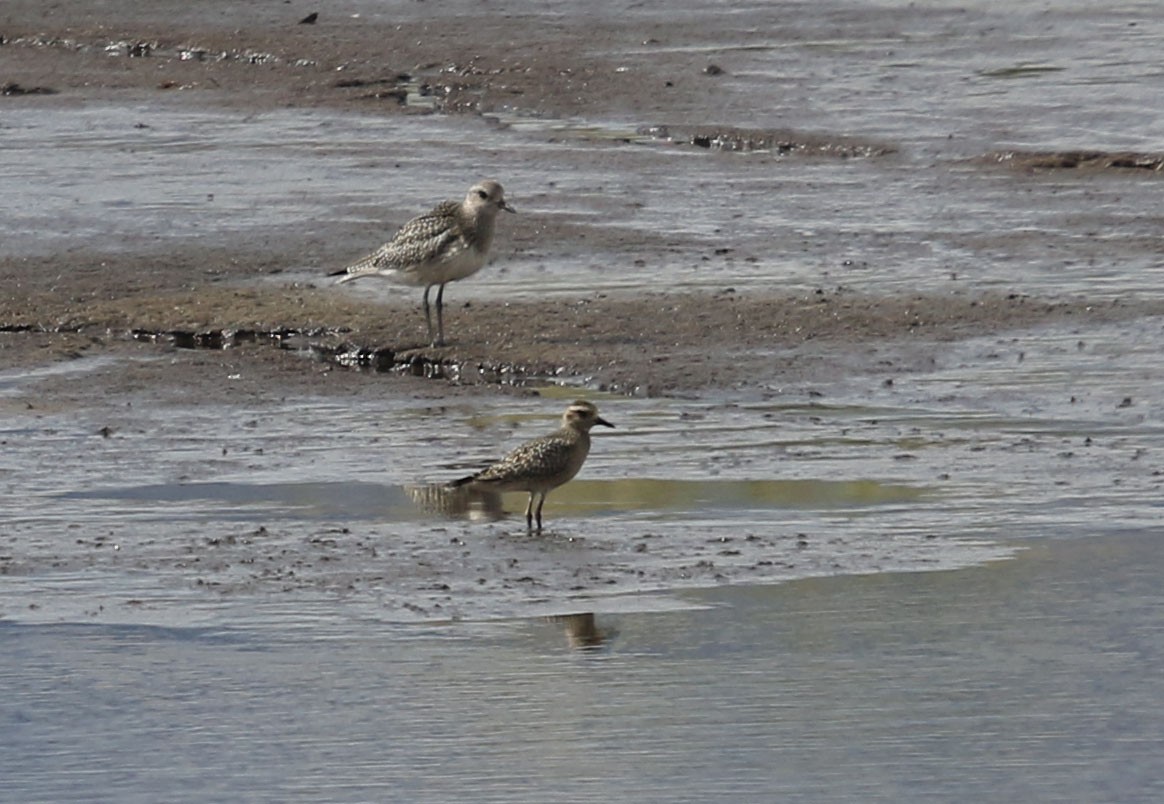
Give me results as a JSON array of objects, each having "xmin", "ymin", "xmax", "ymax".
[
  {"xmin": 6, "ymin": 277, "xmax": 1161, "ymax": 399},
  {"xmin": 6, "ymin": 380, "xmax": 1035, "ymax": 624}
]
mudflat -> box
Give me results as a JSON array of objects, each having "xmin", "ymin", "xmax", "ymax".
[{"xmin": 3, "ymin": 0, "xmax": 1161, "ymax": 404}]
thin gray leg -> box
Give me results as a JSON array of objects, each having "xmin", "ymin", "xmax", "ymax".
[
  {"xmin": 525, "ymin": 493, "xmax": 535, "ymax": 529},
  {"xmin": 534, "ymin": 493, "xmax": 546, "ymax": 531},
  {"xmin": 422, "ymin": 285, "xmax": 435, "ymax": 344},
  {"xmin": 434, "ymin": 283, "xmax": 447, "ymax": 346}
]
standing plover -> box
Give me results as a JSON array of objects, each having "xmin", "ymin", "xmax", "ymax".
[
  {"xmin": 450, "ymin": 400, "xmax": 614, "ymax": 531},
  {"xmin": 329, "ymin": 179, "xmax": 515, "ymax": 346}
]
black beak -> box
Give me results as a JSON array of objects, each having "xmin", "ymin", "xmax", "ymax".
[
  {"xmin": 595, "ymin": 417, "xmax": 615, "ymax": 429},
  {"xmin": 500, "ymin": 200, "xmax": 517, "ymax": 213}
]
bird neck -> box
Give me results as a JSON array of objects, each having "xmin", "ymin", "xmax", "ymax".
[
  {"xmin": 468, "ymin": 207, "xmax": 498, "ymax": 242},
  {"xmin": 562, "ymin": 421, "xmax": 591, "ymax": 440}
]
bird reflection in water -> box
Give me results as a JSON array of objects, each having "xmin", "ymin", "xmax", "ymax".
[
  {"xmin": 547, "ymin": 612, "xmax": 611, "ymax": 650},
  {"xmin": 405, "ymin": 482, "xmax": 503, "ymax": 521}
]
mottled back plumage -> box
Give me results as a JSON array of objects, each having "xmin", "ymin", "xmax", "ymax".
[
  {"xmin": 329, "ymin": 179, "xmax": 514, "ymax": 346},
  {"xmin": 450, "ymin": 400, "xmax": 615, "ymax": 530}
]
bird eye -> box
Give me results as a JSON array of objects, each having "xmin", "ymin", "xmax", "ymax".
[{"xmin": 477, "ymin": 189, "xmax": 489, "ymax": 200}]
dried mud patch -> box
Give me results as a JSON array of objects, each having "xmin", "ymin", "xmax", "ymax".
[
  {"xmin": 636, "ymin": 124, "xmax": 896, "ymax": 159},
  {"xmin": 980, "ymin": 149, "xmax": 1164, "ymax": 174}
]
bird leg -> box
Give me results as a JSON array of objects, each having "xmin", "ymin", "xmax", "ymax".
[
  {"xmin": 422, "ymin": 284, "xmax": 435, "ymax": 345},
  {"xmin": 433, "ymin": 283, "xmax": 447, "ymax": 346},
  {"xmin": 534, "ymin": 493, "xmax": 546, "ymax": 531},
  {"xmin": 525, "ymin": 493, "xmax": 535, "ymax": 530}
]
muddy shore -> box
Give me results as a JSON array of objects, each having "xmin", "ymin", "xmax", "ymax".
[
  {"xmin": 4, "ymin": 0, "xmax": 1162, "ymax": 403},
  {"xmin": 4, "ymin": 273, "xmax": 1161, "ymax": 405}
]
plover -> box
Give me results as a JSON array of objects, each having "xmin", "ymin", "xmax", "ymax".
[
  {"xmin": 450, "ymin": 400, "xmax": 614, "ymax": 531},
  {"xmin": 329, "ymin": 179, "xmax": 515, "ymax": 346}
]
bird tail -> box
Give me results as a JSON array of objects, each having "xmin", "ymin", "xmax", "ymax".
[
  {"xmin": 329, "ymin": 267, "xmax": 366, "ymax": 284},
  {"xmin": 448, "ymin": 474, "xmax": 476, "ymax": 489}
]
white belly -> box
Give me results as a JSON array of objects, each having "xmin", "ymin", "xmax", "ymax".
[{"xmin": 396, "ymin": 248, "xmax": 487, "ymax": 286}]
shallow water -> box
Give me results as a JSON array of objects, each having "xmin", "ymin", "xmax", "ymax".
[
  {"xmin": 3, "ymin": 535, "xmax": 1162, "ymax": 803},
  {"xmin": 6, "ymin": 99, "xmax": 1162, "ymax": 300},
  {"xmin": 4, "ymin": 2, "xmax": 1163, "ymax": 299}
]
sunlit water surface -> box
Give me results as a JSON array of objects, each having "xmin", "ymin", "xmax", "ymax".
[{"xmin": 3, "ymin": 538, "xmax": 1162, "ymax": 803}]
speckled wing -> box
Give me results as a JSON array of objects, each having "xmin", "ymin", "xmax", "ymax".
[
  {"xmin": 474, "ymin": 434, "xmax": 576, "ymax": 485},
  {"xmin": 341, "ymin": 200, "xmax": 465, "ymax": 281}
]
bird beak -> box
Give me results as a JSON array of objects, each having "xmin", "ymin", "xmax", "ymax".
[
  {"xmin": 499, "ymin": 200, "xmax": 517, "ymax": 213},
  {"xmin": 596, "ymin": 417, "xmax": 615, "ymax": 429}
]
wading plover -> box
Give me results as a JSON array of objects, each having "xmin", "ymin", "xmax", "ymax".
[
  {"xmin": 450, "ymin": 400, "xmax": 614, "ymax": 531},
  {"xmin": 329, "ymin": 180, "xmax": 515, "ymax": 347}
]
